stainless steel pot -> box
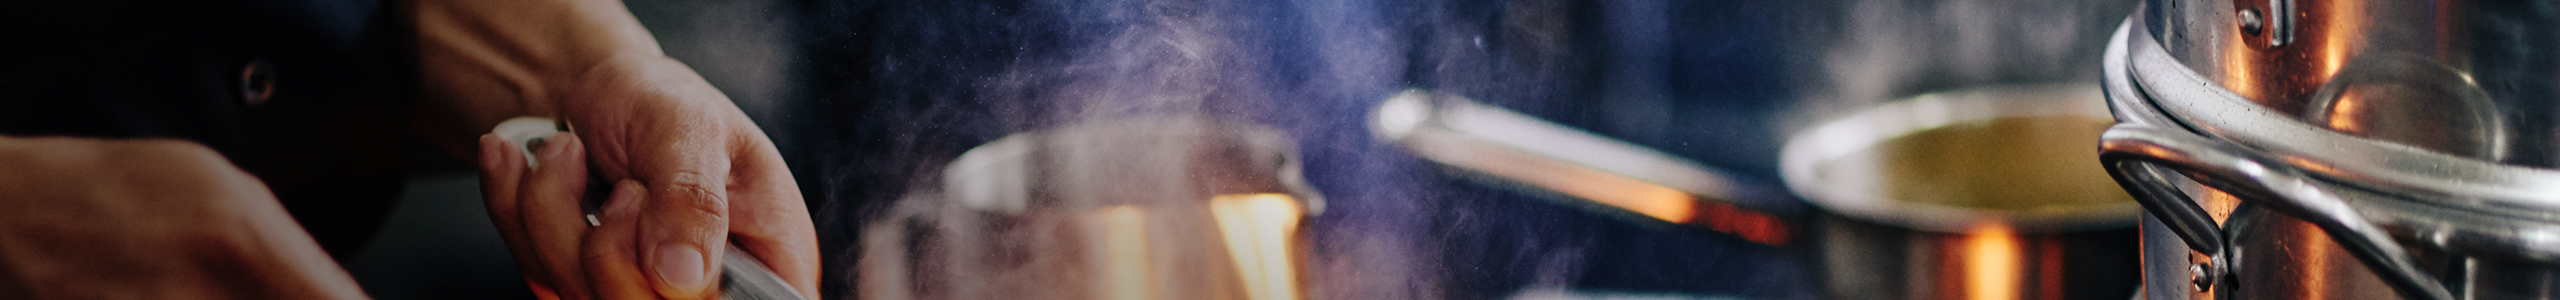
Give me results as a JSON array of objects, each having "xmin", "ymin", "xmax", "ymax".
[
  {"xmin": 1783, "ymin": 84, "xmax": 2141, "ymax": 300},
  {"xmin": 1377, "ymin": 85, "xmax": 2146, "ymax": 299},
  {"xmin": 856, "ymin": 117, "xmax": 1328, "ymax": 300},
  {"xmin": 2100, "ymin": 1, "xmax": 2560, "ymax": 299}
]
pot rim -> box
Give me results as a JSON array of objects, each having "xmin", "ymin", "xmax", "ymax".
[{"xmin": 1780, "ymin": 83, "xmax": 2142, "ymax": 234}]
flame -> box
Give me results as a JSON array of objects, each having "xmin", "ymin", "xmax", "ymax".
[
  {"xmin": 1964, "ymin": 223, "xmax": 2021, "ymax": 300},
  {"xmin": 1089, "ymin": 206, "xmax": 1156, "ymax": 300},
  {"xmin": 1210, "ymin": 194, "xmax": 1304, "ymax": 300}
]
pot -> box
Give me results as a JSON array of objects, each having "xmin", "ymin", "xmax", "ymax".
[
  {"xmin": 855, "ymin": 117, "xmax": 1327, "ymax": 300},
  {"xmin": 1375, "ymin": 85, "xmax": 2145, "ymax": 299},
  {"xmin": 1783, "ymin": 84, "xmax": 2141, "ymax": 300},
  {"xmin": 2099, "ymin": 1, "xmax": 2560, "ymax": 299}
]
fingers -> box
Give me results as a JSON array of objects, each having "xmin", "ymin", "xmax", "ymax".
[
  {"xmin": 475, "ymin": 133, "xmax": 550, "ymax": 298},
  {"xmin": 517, "ymin": 132, "xmax": 595, "ymax": 300},
  {"xmin": 723, "ymin": 138, "xmax": 819, "ymax": 297},
  {"xmin": 560, "ymin": 56, "xmax": 807, "ymax": 299},
  {"xmin": 582, "ymin": 180, "xmax": 664, "ymax": 299},
  {"xmin": 639, "ymin": 169, "xmax": 730, "ymax": 299}
]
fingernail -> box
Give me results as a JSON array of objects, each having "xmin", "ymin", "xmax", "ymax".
[
  {"xmin": 478, "ymin": 133, "xmax": 506, "ymax": 169},
  {"xmin": 536, "ymin": 132, "xmax": 572, "ymax": 163},
  {"xmin": 652, "ymin": 243, "xmax": 708, "ymax": 291},
  {"xmin": 611, "ymin": 180, "xmax": 647, "ymax": 206}
]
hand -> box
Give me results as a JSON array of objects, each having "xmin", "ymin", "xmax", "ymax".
[
  {"xmin": 412, "ymin": 0, "xmax": 819, "ymax": 298},
  {"xmin": 474, "ymin": 55, "xmax": 817, "ymax": 300},
  {"xmin": 0, "ymin": 137, "xmax": 368, "ymax": 300}
]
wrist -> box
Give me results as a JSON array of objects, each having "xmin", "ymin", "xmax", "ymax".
[{"xmin": 558, "ymin": 54, "xmax": 734, "ymax": 115}]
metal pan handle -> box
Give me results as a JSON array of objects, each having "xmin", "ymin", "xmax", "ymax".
[{"xmin": 2099, "ymin": 124, "xmax": 2452, "ymax": 300}]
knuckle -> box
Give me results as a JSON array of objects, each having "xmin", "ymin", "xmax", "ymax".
[{"xmin": 656, "ymin": 171, "xmax": 728, "ymax": 220}]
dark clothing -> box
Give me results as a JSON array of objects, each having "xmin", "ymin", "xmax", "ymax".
[{"xmin": 0, "ymin": 0, "xmax": 415, "ymax": 258}]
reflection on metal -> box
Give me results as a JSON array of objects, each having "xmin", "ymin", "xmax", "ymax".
[
  {"xmin": 2315, "ymin": 0, "xmax": 2352, "ymax": 78},
  {"xmin": 1787, "ymin": 84, "xmax": 2138, "ymax": 300},
  {"xmin": 1370, "ymin": 89, "xmax": 1791, "ymax": 245},
  {"xmin": 1963, "ymin": 224, "xmax": 2021, "ymax": 300},
  {"xmin": 1088, "ymin": 206, "xmax": 1155, "ymax": 300},
  {"xmin": 859, "ymin": 118, "xmax": 1324, "ymax": 300},
  {"xmin": 2303, "ymin": 53, "xmax": 2505, "ymax": 160},
  {"xmin": 1210, "ymin": 194, "xmax": 1304, "ymax": 300},
  {"xmin": 2105, "ymin": 5, "xmax": 2560, "ymax": 297}
]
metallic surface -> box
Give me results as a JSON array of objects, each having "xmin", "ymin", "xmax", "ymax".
[
  {"xmin": 2106, "ymin": 1, "xmax": 2560, "ymax": 298},
  {"xmin": 2139, "ymin": 0, "xmax": 2560, "ymax": 167},
  {"xmin": 858, "ymin": 118, "xmax": 1327, "ymax": 300},
  {"xmin": 1380, "ymin": 86, "xmax": 2143, "ymax": 300},
  {"xmin": 1812, "ymin": 213, "xmax": 2133, "ymax": 300},
  {"xmin": 719, "ymin": 244, "xmax": 814, "ymax": 300},
  {"xmin": 1781, "ymin": 84, "xmax": 2139, "ymax": 234},
  {"xmin": 1785, "ymin": 84, "xmax": 2140, "ymax": 300},
  {"xmin": 1369, "ymin": 89, "xmax": 1795, "ymax": 244}
]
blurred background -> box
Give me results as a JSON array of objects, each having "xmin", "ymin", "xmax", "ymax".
[{"xmin": 345, "ymin": 0, "xmax": 2143, "ymax": 299}]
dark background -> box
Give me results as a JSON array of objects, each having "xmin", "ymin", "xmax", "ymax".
[{"xmin": 349, "ymin": 0, "xmax": 2134, "ymax": 299}]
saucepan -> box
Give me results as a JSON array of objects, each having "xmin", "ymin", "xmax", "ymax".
[
  {"xmin": 855, "ymin": 117, "xmax": 1326, "ymax": 300},
  {"xmin": 1372, "ymin": 84, "xmax": 2143, "ymax": 299}
]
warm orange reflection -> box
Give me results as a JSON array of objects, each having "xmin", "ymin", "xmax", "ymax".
[
  {"xmin": 1433, "ymin": 138, "xmax": 1789, "ymax": 244},
  {"xmin": 2200, "ymin": 187, "xmax": 2244, "ymax": 225},
  {"xmin": 2301, "ymin": 220, "xmax": 2334, "ymax": 300},
  {"xmin": 2223, "ymin": 28, "xmax": 2261, "ymax": 100},
  {"xmin": 2223, "ymin": 0, "xmax": 2371, "ymax": 112},
  {"xmin": 2281, "ymin": 155, "xmax": 2344, "ymax": 179},
  {"xmin": 1964, "ymin": 223, "xmax": 2022, "ymax": 300},
  {"xmin": 2327, "ymin": 90, "xmax": 2368, "ymax": 132},
  {"xmin": 2321, "ymin": 0, "xmax": 2365, "ymax": 78},
  {"xmin": 2035, "ymin": 238, "xmax": 2064, "ymax": 300},
  {"xmin": 1210, "ymin": 194, "xmax": 1304, "ymax": 300},
  {"xmin": 1466, "ymin": 145, "xmax": 1700, "ymax": 223},
  {"xmin": 1695, "ymin": 199, "xmax": 1790, "ymax": 245},
  {"xmin": 1088, "ymin": 206, "xmax": 1156, "ymax": 300}
]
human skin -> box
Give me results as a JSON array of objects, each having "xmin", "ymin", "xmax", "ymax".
[
  {"xmin": 0, "ymin": 0, "xmax": 818, "ymax": 299},
  {"xmin": 0, "ymin": 138, "xmax": 370, "ymax": 300},
  {"xmin": 415, "ymin": 0, "xmax": 819, "ymax": 299}
]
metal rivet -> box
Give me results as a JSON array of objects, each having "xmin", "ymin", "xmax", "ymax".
[
  {"xmin": 2237, "ymin": 8, "xmax": 2265, "ymax": 36},
  {"xmin": 240, "ymin": 59, "xmax": 276, "ymax": 107},
  {"xmin": 2190, "ymin": 261, "xmax": 2216, "ymax": 292}
]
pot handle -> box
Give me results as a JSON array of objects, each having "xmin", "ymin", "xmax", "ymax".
[{"xmin": 2099, "ymin": 124, "xmax": 2452, "ymax": 300}]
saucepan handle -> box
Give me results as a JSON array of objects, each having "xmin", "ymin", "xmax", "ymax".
[{"xmin": 2098, "ymin": 124, "xmax": 2452, "ymax": 300}]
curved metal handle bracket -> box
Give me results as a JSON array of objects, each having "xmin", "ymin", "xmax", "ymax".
[{"xmin": 2101, "ymin": 124, "xmax": 2453, "ymax": 300}]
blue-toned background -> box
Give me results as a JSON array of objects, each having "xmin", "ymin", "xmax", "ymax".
[{"xmin": 347, "ymin": 0, "xmax": 2135, "ymax": 299}]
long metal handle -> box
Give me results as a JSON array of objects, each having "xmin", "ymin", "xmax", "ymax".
[
  {"xmin": 1371, "ymin": 90, "xmax": 1799, "ymax": 245},
  {"xmin": 2099, "ymin": 124, "xmax": 2451, "ymax": 300}
]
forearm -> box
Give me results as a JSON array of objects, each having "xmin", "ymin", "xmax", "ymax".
[{"xmin": 409, "ymin": 0, "xmax": 671, "ymax": 158}]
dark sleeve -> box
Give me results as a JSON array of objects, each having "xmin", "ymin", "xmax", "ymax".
[{"xmin": 0, "ymin": 0, "xmax": 418, "ymax": 259}]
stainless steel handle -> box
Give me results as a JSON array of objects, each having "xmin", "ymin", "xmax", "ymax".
[
  {"xmin": 1371, "ymin": 89, "xmax": 1799, "ymax": 245},
  {"xmin": 2100, "ymin": 124, "xmax": 2451, "ymax": 300}
]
